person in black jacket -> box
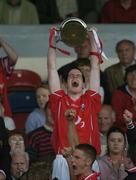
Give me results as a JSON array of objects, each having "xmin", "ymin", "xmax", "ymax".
[{"xmin": 123, "ymin": 109, "xmax": 136, "ymax": 180}]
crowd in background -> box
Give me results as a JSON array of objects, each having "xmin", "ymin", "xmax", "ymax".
[
  {"xmin": 0, "ymin": 0, "xmax": 136, "ymax": 24},
  {"xmin": 0, "ymin": 0, "xmax": 136, "ymax": 180}
]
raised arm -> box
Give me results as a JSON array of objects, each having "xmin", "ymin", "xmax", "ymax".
[
  {"xmin": 88, "ymin": 31, "xmax": 100, "ymax": 93},
  {"xmin": 0, "ymin": 39, "xmax": 18, "ymax": 65},
  {"xmin": 47, "ymin": 46, "xmax": 61, "ymax": 93}
]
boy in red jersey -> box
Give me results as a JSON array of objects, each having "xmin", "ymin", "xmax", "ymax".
[{"xmin": 47, "ymin": 29, "xmax": 102, "ymax": 154}]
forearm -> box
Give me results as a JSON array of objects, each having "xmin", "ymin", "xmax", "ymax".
[
  {"xmin": 0, "ymin": 40, "xmax": 18, "ymax": 65},
  {"xmin": 89, "ymin": 57, "xmax": 100, "ymax": 92},
  {"xmin": 47, "ymin": 47, "xmax": 60, "ymax": 93},
  {"xmin": 68, "ymin": 122, "xmax": 79, "ymax": 148},
  {"xmin": 88, "ymin": 30, "xmax": 101, "ymax": 92},
  {"xmin": 47, "ymin": 47, "xmax": 57, "ymax": 70}
]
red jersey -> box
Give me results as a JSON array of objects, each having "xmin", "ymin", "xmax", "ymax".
[
  {"xmin": 49, "ymin": 90, "xmax": 101, "ymax": 154},
  {"xmin": 78, "ymin": 172, "xmax": 100, "ymax": 180},
  {"xmin": 0, "ymin": 56, "xmax": 14, "ymax": 116}
]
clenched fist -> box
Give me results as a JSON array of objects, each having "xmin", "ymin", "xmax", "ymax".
[{"xmin": 65, "ymin": 108, "xmax": 77, "ymax": 122}]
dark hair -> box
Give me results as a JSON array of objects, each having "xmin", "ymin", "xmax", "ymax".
[
  {"xmin": 107, "ymin": 126, "xmax": 126, "ymax": 155},
  {"xmin": 116, "ymin": 39, "xmax": 135, "ymax": 52},
  {"xmin": 124, "ymin": 64, "xmax": 136, "ymax": 82},
  {"xmin": 75, "ymin": 144, "xmax": 96, "ymax": 165},
  {"xmin": 58, "ymin": 62, "xmax": 85, "ymax": 83}
]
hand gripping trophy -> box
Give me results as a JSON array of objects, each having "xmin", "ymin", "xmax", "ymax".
[{"xmin": 49, "ymin": 17, "xmax": 108, "ymax": 62}]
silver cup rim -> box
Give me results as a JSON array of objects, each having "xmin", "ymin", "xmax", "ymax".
[{"xmin": 60, "ymin": 17, "xmax": 87, "ymax": 30}]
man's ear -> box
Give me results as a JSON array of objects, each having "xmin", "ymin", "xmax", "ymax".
[{"xmin": 85, "ymin": 158, "xmax": 92, "ymax": 166}]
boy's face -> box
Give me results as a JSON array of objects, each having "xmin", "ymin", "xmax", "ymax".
[
  {"xmin": 66, "ymin": 69, "xmax": 84, "ymax": 94},
  {"xmin": 71, "ymin": 149, "xmax": 91, "ymax": 176}
]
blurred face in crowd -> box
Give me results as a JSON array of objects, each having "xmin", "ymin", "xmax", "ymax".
[
  {"xmin": 72, "ymin": 149, "xmax": 91, "ymax": 176},
  {"xmin": 116, "ymin": 42, "xmax": 135, "ymax": 67},
  {"xmin": 98, "ymin": 105, "xmax": 114, "ymax": 135},
  {"xmin": 66, "ymin": 69, "xmax": 84, "ymax": 95},
  {"xmin": 11, "ymin": 154, "xmax": 28, "ymax": 179},
  {"xmin": 9, "ymin": 134, "xmax": 25, "ymax": 152},
  {"xmin": 36, "ymin": 87, "xmax": 49, "ymax": 109},
  {"xmin": 75, "ymin": 38, "xmax": 91, "ymax": 58},
  {"xmin": 108, "ymin": 132, "xmax": 125, "ymax": 155},
  {"xmin": 120, "ymin": 0, "xmax": 132, "ymax": 7},
  {"xmin": 126, "ymin": 70, "xmax": 136, "ymax": 90},
  {"xmin": 7, "ymin": 0, "xmax": 22, "ymax": 6}
]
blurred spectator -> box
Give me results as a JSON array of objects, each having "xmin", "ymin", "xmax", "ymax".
[
  {"xmin": 0, "ymin": 117, "xmax": 11, "ymax": 179},
  {"xmin": 100, "ymin": 0, "xmax": 136, "ymax": 23},
  {"xmin": 95, "ymin": 0, "xmax": 108, "ymax": 16},
  {"xmin": 0, "ymin": 0, "xmax": 39, "ymax": 24},
  {"xmin": 25, "ymin": 85, "xmax": 49, "ymax": 134},
  {"xmin": 93, "ymin": 127, "xmax": 128, "ymax": 179},
  {"xmin": 112, "ymin": 64, "xmax": 136, "ymax": 131},
  {"xmin": 29, "ymin": 0, "xmax": 61, "ymax": 24},
  {"xmin": 26, "ymin": 103, "xmax": 55, "ymax": 163},
  {"xmin": 0, "ymin": 38, "xmax": 18, "ymax": 117},
  {"xmin": 104, "ymin": 39, "xmax": 136, "ymax": 97},
  {"xmin": 77, "ymin": 0, "xmax": 98, "ymax": 23},
  {"xmin": 98, "ymin": 104, "xmax": 115, "ymax": 156},
  {"xmin": 10, "ymin": 150, "xmax": 29, "ymax": 179},
  {"xmin": 8, "ymin": 130, "xmax": 25, "ymax": 153},
  {"xmin": 19, "ymin": 155, "xmax": 54, "ymax": 180},
  {"xmin": 123, "ymin": 109, "xmax": 136, "ymax": 180},
  {"xmin": 56, "ymin": 0, "xmax": 79, "ymax": 20},
  {"xmin": 0, "ymin": 103, "xmax": 15, "ymax": 131}
]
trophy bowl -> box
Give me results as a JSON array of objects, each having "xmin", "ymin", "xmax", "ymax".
[{"xmin": 60, "ymin": 17, "xmax": 87, "ymax": 47}]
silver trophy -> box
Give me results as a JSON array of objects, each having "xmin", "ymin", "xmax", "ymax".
[{"xmin": 58, "ymin": 17, "xmax": 88, "ymax": 47}]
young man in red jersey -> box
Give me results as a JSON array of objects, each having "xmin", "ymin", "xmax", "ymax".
[{"xmin": 47, "ymin": 29, "xmax": 102, "ymax": 155}]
